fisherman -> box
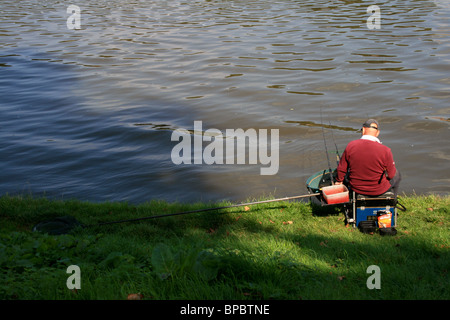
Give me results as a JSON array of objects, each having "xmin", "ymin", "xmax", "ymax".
[{"xmin": 334, "ymin": 119, "xmax": 401, "ymax": 197}]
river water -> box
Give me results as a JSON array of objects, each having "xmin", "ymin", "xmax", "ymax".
[{"xmin": 1, "ymin": 0, "xmax": 449, "ymax": 204}]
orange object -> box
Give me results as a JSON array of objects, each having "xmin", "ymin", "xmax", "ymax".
[
  {"xmin": 321, "ymin": 185, "xmax": 349, "ymax": 204},
  {"xmin": 378, "ymin": 212, "xmax": 392, "ymax": 228}
]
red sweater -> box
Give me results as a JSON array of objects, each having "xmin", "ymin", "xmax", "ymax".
[{"xmin": 336, "ymin": 138, "xmax": 396, "ymax": 196}]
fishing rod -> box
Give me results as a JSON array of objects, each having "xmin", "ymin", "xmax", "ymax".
[
  {"xmin": 320, "ymin": 109, "xmax": 334, "ymax": 185},
  {"xmin": 329, "ymin": 120, "xmax": 341, "ymax": 167},
  {"xmin": 32, "ymin": 193, "xmax": 320, "ymax": 234},
  {"xmin": 94, "ymin": 193, "xmax": 320, "ymax": 226}
]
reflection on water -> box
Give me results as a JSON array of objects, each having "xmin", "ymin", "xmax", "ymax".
[
  {"xmin": 284, "ymin": 121, "xmax": 359, "ymax": 132},
  {"xmin": 0, "ymin": 0, "xmax": 449, "ymax": 204}
]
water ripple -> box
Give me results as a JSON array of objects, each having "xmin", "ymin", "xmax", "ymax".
[{"xmin": 0, "ymin": 0, "xmax": 449, "ymax": 202}]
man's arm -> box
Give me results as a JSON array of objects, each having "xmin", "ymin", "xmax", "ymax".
[
  {"xmin": 335, "ymin": 149, "xmax": 348, "ymax": 184},
  {"xmin": 384, "ymin": 149, "xmax": 396, "ymax": 180}
]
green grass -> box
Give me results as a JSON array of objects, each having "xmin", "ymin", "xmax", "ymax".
[{"xmin": 0, "ymin": 194, "xmax": 448, "ymax": 300}]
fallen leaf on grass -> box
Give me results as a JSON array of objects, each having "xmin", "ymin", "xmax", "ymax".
[
  {"xmin": 127, "ymin": 293, "xmax": 143, "ymax": 300},
  {"xmin": 244, "ymin": 206, "xmax": 250, "ymax": 211},
  {"xmin": 337, "ymin": 276, "xmax": 346, "ymax": 281},
  {"xmin": 282, "ymin": 221, "xmax": 293, "ymax": 225}
]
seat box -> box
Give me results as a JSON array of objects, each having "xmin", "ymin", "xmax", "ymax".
[{"xmin": 356, "ymin": 206, "xmax": 396, "ymax": 227}]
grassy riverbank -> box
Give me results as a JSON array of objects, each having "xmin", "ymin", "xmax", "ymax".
[{"xmin": 0, "ymin": 194, "xmax": 448, "ymax": 300}]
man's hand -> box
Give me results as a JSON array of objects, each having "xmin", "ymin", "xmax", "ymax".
[{"xmin": 334, "ymin": 181, "xmax": 343, "ymax": 185}]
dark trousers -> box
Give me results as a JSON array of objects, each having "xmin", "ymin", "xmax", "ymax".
[{"xmin": 389, "ymin": 169, "xmax": 402, "ymax": 198}]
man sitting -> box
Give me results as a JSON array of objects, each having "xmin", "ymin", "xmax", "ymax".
[{"xmin": 334, "ymin": 119, "xmax": 401, "ymax": 197}]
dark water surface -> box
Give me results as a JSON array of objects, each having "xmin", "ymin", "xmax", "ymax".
[{"xmin": 1, "ymin": 0, "xmax": 449, "ymax": 204}]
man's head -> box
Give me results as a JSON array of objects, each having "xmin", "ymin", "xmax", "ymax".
[{"xmin": 361, "ymin": 119, "xmax": 379, "ymax": 137}]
